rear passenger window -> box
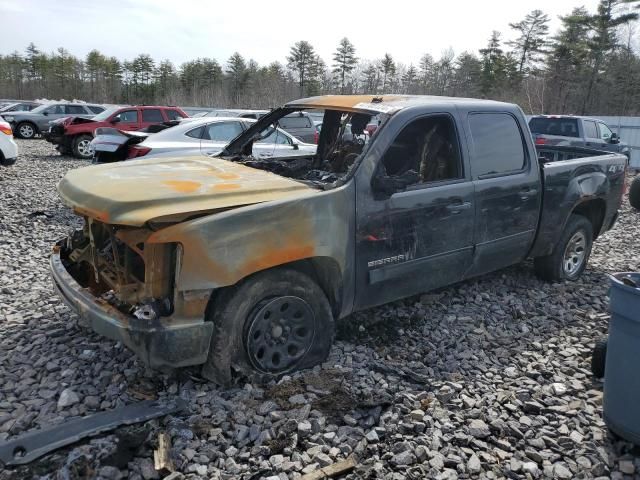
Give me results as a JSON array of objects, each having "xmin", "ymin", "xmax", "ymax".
[
  {"xmin": 379, "ymin": 115, "xmax": 462, "ymax": 189},
  {"xmin": 469, "ymin": 113, "xmax": 525, "ymax": 178},
  {"xmin": 142, "ymin": 109, "xmax": 164, "ymax": 122},
  {"xmin": 185, "ymin": 126, "xmax": 204, "ymax": 139},
  {"xmin": 279, "ymin": 115, "xmax": 312, "ymax": 129},
  {"xmin": 203, "ymin": 122, "xmax": 244, "ymax": 141},
  {"xmin": 165, "ymin": 110, "xmax": 184, "ymax": 120},
  {"xmin": 88, "ymin": 106, "xmax": 105, "ymax": 114},
  {"xmin": 583, "ymin": 120, "xmax": 598, "ymax": 139},
  {"xmin": 66, "ymin": 105, "xmax": 86, "ymax": 115}
]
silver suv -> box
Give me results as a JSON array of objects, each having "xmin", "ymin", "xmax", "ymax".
[{"xmin": 1, "ymin": 103, "xmax": 105, "ymax": 139}]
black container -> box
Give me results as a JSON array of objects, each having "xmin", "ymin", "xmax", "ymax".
[{"xmin": 603, "ymin": 272, "xmax": 640, "ymax": 444}]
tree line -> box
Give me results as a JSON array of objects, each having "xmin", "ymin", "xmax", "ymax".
[{"xmin": 1, "ymin": 0, "xmax": 639, "ymax": 115}]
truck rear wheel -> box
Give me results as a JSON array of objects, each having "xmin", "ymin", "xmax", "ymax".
[
  {"xmin": 534, "ymin": 214, "xmax": 593, "ymax": 282},
  {"xmin": 201, "ymin": 268, "xmax": 335, "ymax": 386},
  {"xmin": 629, "ymin": 176, "xmax": 640, "ymax": 210}
]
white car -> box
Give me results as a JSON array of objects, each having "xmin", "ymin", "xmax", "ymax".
[
  {"xmin": 131, "ymin": 117, "xmax": 316, "ymax": 160},
  {"xmin": 92, "ymin": 117, "xmax": 316, "ymax": 162},
  {"xmin": 0, "ymin": 120, "xmax": 18, "ymax": 166}
]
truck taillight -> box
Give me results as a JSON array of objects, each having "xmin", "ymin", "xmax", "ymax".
[{"xmin": 127, "ymin": 146, "xmax": 151, "ymax": 159}]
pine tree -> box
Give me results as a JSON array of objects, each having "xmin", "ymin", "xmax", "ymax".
[
  {"xmin": 227, "ymin": 52, "xmax": 248, "ymax": 106},
  {"xmin": 287, "ymin": 41, "xmax": 316, "ymax": 96},
  {"xmin": 332, "ymin": 37, "xmax": 358, "ymax": 94},
  {"xmin": 379, "ymin": 53, "xmax": 396, "ymax": 92},
  {"xmin": 508, "ymin": 10, "xmax": 550, "ymax": 75}
]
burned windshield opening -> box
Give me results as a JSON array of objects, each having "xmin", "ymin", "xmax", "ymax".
[{"xmin": 224, "ymin": 107, "xmax": 386, "ymax": 189}]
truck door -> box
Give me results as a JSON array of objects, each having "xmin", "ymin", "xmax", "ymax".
[
  {"xmin": 583, "ymin": 120, "xmax": 604, "ymax": 149},
  {"xmin": 465, "ymin": 112, "xmax": 541, "ymax": 277},
  {"xmin": 596, "ymin": 122, "xmax": 619, "ymax": 153},
  {"xmin": 354, "ymin": 113, "xmax": 474, "ymax": 310}
]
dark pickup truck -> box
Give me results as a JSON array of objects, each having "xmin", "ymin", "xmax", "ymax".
[
  {"xmin": 529, "ymin": 115, "xmax": 630, "ymax": 161},
  {"xmin": 51, "ymin": 95, "xmax": 627, "ymax": 385}
]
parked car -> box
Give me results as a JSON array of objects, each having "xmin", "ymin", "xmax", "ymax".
[
  {"xmin": 278, "ymin": 111, "xmax": 316, "ymax": 143},
  {"xmin": 51, "ymin": 95, "xmax": 627, "ymax": 385},
  {"xmin": 1, "ymin": 103, "xmax": 105, "ymax": 139},
  {"xmin": 91, "ymin": 116, "xmax": 315, "ymax": 162},
  {"xmin": 0, "ymin": 120, "xmax": 18, "ymax": 166},
  {"xmin": 44, "ymin": 105, "xmax": 188, "ymax": 159},
  {"xmin": 197, "ymin": 109, "xmax": 269, "ymax": 120},
  {"xmin": 529, "ymin": 115, "xmax": 631, "ymax": 160},
  {"xmin": 0, "ymin": 101, "xmax": 41, "ymax": 113}
]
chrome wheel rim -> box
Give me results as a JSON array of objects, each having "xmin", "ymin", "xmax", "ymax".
[
  {"xmin": 245, "ymin": 296, "xmax": 316, "ymax": 373},
  {"xmin": 19, "ymin": 124, "xmax": 34, "ymax": 138},
  {"xmin": 77, "ymin": 139, "xmax": 93, "ymax": 157},
  {"xmin": 563, "ymin": 231, "xmax": 586, "ymax": 276}
]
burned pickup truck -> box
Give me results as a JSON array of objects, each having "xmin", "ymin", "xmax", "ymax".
[{"xmin": 51, "ymin": 95, "xmax": 627, "ymax": 385}]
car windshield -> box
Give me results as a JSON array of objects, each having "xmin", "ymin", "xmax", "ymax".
[{"xmin": 91, "ymin": 107, "xmax": 121, "ymax": 121}]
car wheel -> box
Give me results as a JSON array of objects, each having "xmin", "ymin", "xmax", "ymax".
[
  {"xmin": 73, "ymin": 134, "xmax": 94, "ymax": 159},
  {"xmin": 534, "ymin": 214, "xmax": 594, "ymax": 282},
  {"xmin": 202, "ymin": 268, "xmax": 335, "ymax": 386},
  {"xmin": 15, "ymin": 122, "xmax": 37, "ymax": 139},
  {"xmin": 629, "ymin": 176, "xmax": 640, "ymax": 210},
  {"xmin": 591, "ymin": 338, "xmax": 607, "ymax": 378}
]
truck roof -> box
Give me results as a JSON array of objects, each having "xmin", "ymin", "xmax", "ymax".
[{"xmin": 286, "ymin": 95, "xmax": 516, "ymax": 114}]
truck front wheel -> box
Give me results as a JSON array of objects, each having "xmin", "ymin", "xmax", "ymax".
[
  {"xmin": 534, "ymin": 214, "xmax": 594, "ymax": 282},
  {"xmin": 629, "ymin": 176, "xmax": 640, "ymax": 210},
  {"xmin": 73, "ymin": 134, "xmax": 94, "ymax": 159},
  {"xmin": 201, "ymin": 268, "xmax": 335, "ymax": 386}
]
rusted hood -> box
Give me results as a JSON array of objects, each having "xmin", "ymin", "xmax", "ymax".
[{"xmin": 58, "ymin": 156, "xmax": 315, "ymax": 226}]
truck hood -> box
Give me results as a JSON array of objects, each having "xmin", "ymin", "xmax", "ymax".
[{"xmin": 58, "ymin": 156, "xmax": 315, "ymax": 226}]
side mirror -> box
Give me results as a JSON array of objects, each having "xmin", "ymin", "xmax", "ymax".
[
  {"xmin": 610, "ymin": 133, "xmax": 620, "ymax": 144},
  {"xmin": 291, "ymin": 141, "xmax": 299, "ymax": 150},
  {"xmin": 43, "ymin": 111, "xmax": 49, "ymax": 116},
  {"xmin": 111, "ymin": 117, "xmax": 121, "ymax": 124}
]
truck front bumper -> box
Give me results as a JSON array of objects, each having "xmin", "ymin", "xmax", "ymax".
[{"xmin": 50, "ymin": 248, "xmax": 213, "ymax": 369}]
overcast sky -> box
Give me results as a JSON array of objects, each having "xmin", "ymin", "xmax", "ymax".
[{"xmin": 1, "ymin": 0, "xmax": 602, "ymax": 67}]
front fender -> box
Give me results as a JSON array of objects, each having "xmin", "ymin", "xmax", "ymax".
[{"xmin": 148, "ymin": 183, "xmax": 355, "ymax": 296}]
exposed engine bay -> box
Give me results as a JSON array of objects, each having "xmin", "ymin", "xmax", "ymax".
[{"xmin": 228, "ymin": 108, "xmax": 385, "ymax": 189}]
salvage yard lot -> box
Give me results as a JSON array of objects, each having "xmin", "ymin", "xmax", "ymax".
[{"xmin": 1, "ymin": 139, "xmax": 640, "ymax": 479}]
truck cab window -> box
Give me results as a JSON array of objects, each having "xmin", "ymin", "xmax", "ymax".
[
  {"xmin": 469, "ymin": 113, "xmax": 525, "ymax": 177},
  {"xmin": 379, "ymin": 115, "xmax": 461, "ymax": 189},
  {"xmin": 599, "ymin": 122, "xmax": 613, "ymax": 141}
]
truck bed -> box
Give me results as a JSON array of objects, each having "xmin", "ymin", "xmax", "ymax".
[{"xmin": 529, "ymin": 145, "xmax": 627, "ymax": 258}]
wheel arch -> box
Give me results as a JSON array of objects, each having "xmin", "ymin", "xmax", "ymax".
[
  {"xmin": 571, "ymin": 198, "xmax": 606, "ymax": 239},
  {"xmin": 205, "ymin": 256, "xmax": 344, "ymax": 320}
]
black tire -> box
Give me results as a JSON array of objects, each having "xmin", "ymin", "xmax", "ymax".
[
  {"xmin": 72, "ymin": 134, "xmax": 94, "ymax": 159},
  {"xmin": 629, "ymin": 176, "xmax": 640, "ymax": 210},
  {"xmin": 15, "ymin": 122, "xmax": 37, "ymax": 139},
  {"xmin": 591, "ymin": 338, "xmax": 607, "ymax": 378},
  {"xmin": 202, "ymin": 268, "xmax": 335, "ymax": 386},
  {"xmin": 534, "ymin": 214, "xmax": 594, "ymax": 282}
]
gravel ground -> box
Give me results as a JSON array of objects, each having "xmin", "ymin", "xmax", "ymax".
[{"xmin": 1, "ymin": 139, "xmax": 640, "ymax": 480}]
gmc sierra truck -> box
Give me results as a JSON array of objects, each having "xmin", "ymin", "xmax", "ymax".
[{"xmin": 50, "ymin": 95, "xmax": 627, "ymax": 385}]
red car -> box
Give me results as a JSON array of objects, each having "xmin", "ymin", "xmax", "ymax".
[{"xmin": 44, "ymin": 105, "xmax": 188, "ymax": 159}]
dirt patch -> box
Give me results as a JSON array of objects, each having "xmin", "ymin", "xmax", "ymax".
[{"xmin": 266, "ymin": 369, "xmax": 360, "ymax": 422}]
